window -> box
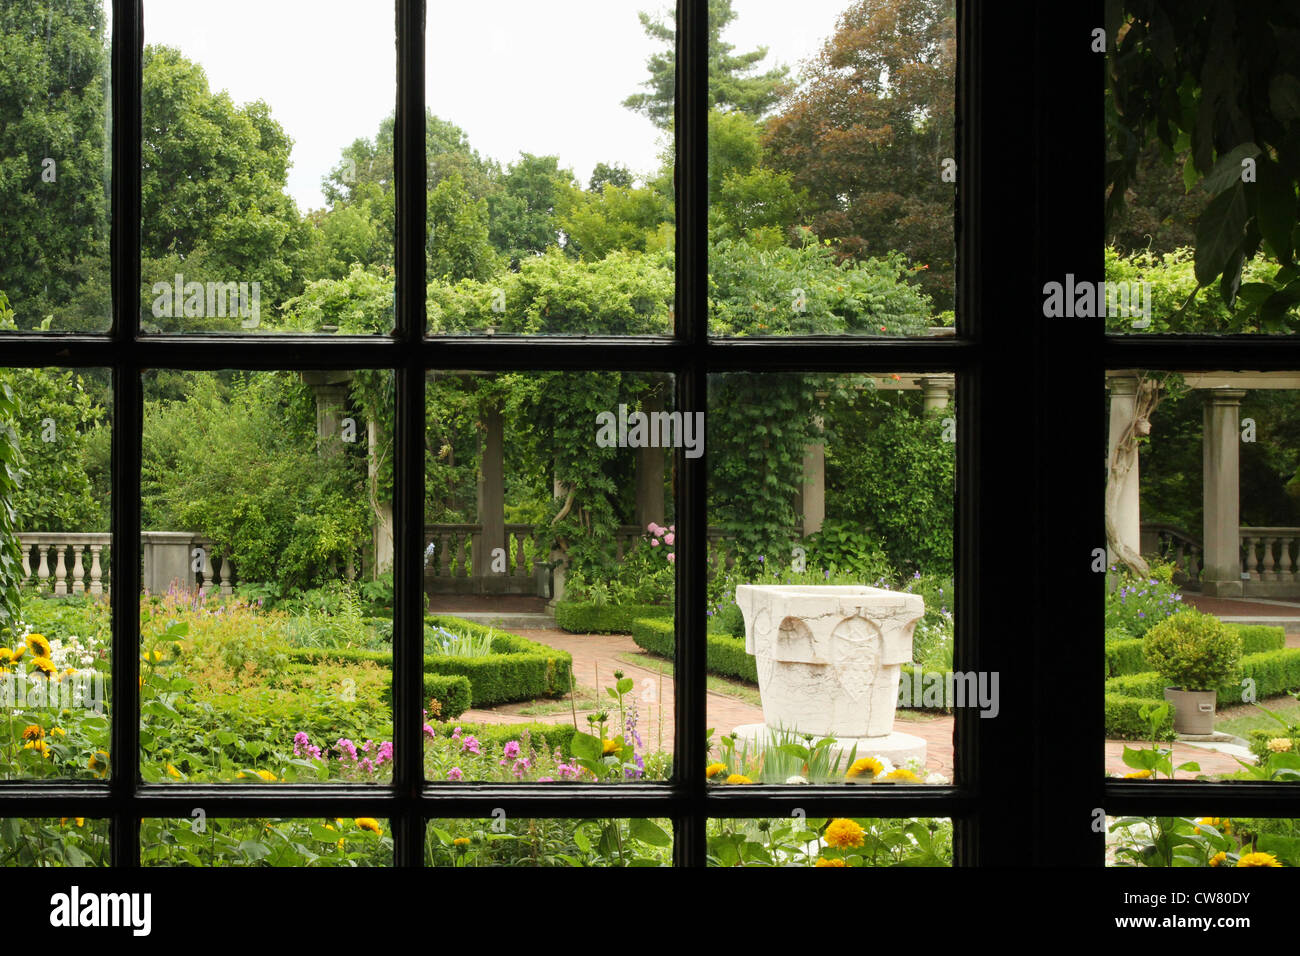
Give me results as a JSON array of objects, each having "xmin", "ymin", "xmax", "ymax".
[{"xmin": 10, "ymin": 0, "xmax": 1276, "ymax": 880}]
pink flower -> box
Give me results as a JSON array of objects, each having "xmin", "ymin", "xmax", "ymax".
[
  {"xmin": 647, "ymin": 522, "xmax": 662, "ymax": 535},
  {"xmin": 503, "ymin": 740, "xmax": 520, "ymax": 760},
  {"xmin": 447, "ymin": 767, "xmax": 463, "ymax": 781},
  {"xmin": 335, "ymin": 738, "xmax": 359, "ymax": 762},
  {"xmin": 376, "ymin": 741, "xmax": 393, "ymax": 766},
  {"xmin": 663, "ymin": 533, "xmax": 674, "ymax": 546},
  {"xmin": 667, "ymin": 552, "xmax": 675, "ymax": 563},
  {"xmin": 557, "ymin": 762, "xmax": 579, "ymax": 780},
  {"xmin": 423, "ymin": 723, "xmax": 435, "ymax": 739},
  {"xmin": 451, "ymin": 726, "xmax": 462, "ymax": 740},
  {"xmin": 537, "ymin": 776, "xmax": 555, "ymax": 783},
  {"xmin": 650, "ymin": 538, "xmax": 660, "ymax": 547},
  {"xmin": 461, "ymin": 735, "xmax": 481, "ymax": 755}
]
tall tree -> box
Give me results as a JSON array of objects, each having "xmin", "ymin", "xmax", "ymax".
[
  {"xmin": 763, "ymin": 0, "xmax": 956, "ymax": 312},
  {"xmin": 624, "ymin": 0, "xmax": 791, "ymax": 129}
]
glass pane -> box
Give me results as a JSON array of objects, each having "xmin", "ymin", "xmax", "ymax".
[
  {"xmin": 140, "ymin": 369, "xmax": 392, "ymax": 783},
  {"xmin": 710, "ymin": 0, "xmax": 955, "ymax": 337},
  {"xmin": 1105, "ymin": 8, "xmax": 1300, "ymax": 335},
  {"xmin": 1, "ymin": 365, "xmax": 112, "ymax": 781},
  {"xmin": 424, "ymin": 371, "xmax": 674, "ymax": 784},
  {"xmin": 0, "ymin": 818, "xmax": 110, "ymax": 867},
  {"xmin": 425, "ymin": 818, "xmax": 671, "ymax": 867},
  {"xmin": 0, "ymin": 1, "xmax": 112, "ymax": 332},
  {"xmin": 705, "ymin": 372, "xmax": 958, "ymax": 785},
  {"xmin": 142, "ymin": 817, "xmax": 391, "ymax": 866},
  {"xmin": 1108, "ymin": 816, "xmax": 1300, "ymax": 868},
  {"xmin": 425, "ymin": 1, "xmax": 673, "ymax": 335},
  {"xmin": 1104, "ymin": 369, "xmax": 1300, "ymax": 782},
  {"xmin": 707, "ymin": 817, "xmax": 952, "ymax": 867},
  {"xmin": 141, "ymin": 0, "xmax": 395, "ymax": 334}
]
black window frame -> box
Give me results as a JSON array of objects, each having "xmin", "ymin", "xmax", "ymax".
[{"xmin": 9, "ymin": 0, "xmax": 1288, "ymax": 870}]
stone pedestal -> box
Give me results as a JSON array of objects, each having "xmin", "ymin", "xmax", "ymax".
[{"xmin": 734, "ymin": 585, "xmax": 927, "ymax": 765}]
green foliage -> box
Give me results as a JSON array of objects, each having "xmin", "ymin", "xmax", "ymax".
[
  {"xmin": 487, "ymin": 153, "xmax": 573, "ymax": 262},
  {"xmin": 1105, "ymin": 638, "xmax": 1150, "ymax": 678},
  {"xmin": 801, "ymin": 520, "xmax": 895, "ymax": 580},
  {"xmin": 0, "ymin": 360, "xmax": 24, "ymax": 628},
  {"xmin": 1142, "ymin": 609, "xmax": 1243, "ymax": 691},
  {"xmin": 1105, "ymin": 649, "xmax": 1300, "ymax": 703},
  {"xmin": 427, "ymin": 172, "xmax": 499, "ymax": 282},
  {"xmin": 1105, "ymin": 693, "xmax": 1176, "ymax": 740},
  {"xmin": 704, "ymin": 817, "xmax": 951, "ymax": 868},
  {"xmin": 425, "ymin": 720, "xmax": 576, "ymax": 756},
  {"xmin": 1104, "ymin": 567, "xmax": 1187, "ymax": 638},
  {"xmin": 630, "ymin": 616, "xmax": 758, "ymax": 683},
  {"xmin": 421, "ymin": 617, "xmax": 574, "ymax": 707},
  {"xmin": 554, "ymin": 601, "xmax": 671, "ymax": 635}
]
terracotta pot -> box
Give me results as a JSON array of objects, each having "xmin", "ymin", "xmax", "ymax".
[{"xmin": 1164, "ymin": 687, "xmax": 1217, "ymax": 735}]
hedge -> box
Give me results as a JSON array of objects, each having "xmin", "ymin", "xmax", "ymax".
[
  {"xmin": 1105, "ymin": 693, "xmax": 1176, "ymax": 740},
  {"xmin": 378, "ymin": 673, "xmax": 472, "ymax": 720},
  {"xmin": 1105, "ymin": 648, "xmax": 1300, "ymax": 704},
  {"xmin": 282, "ymin": 616, "xmax": 573, "ymax": 708},
  {"xmin": 629, "ymin": 617, "xmax": 758, "ymax": 683},
  {"xmin": 1105, "ymin": 623, "xmax": 1285, "ymax": 678},
  {"xmin": 428, "ymin": 720, "xmax": 579, "ymax": 756},
  {"xmin": 554, "ymin": 601, "xmax": 671, "ymax": 634},
  {"xmin": 897, "ymin": 664, "xmax": 959, "ymax": 712}
]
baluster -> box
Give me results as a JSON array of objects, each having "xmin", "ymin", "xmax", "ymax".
[
  {"xmin": 20, "ymin": 542, "xmax": 30, "ymax": 585},
  {"xmin": 456, "ymin": 532, "xmax": 468, "ymax": 578},
  {"xmin": 1189, "ymin": 545, "xmax": 1201, "ymax": 584},
  {"xmin": 515, "ymin": 532, "xmax": 526, "ymax": 578},
  {"xmin": 71, "ymin": 545, "xmax": 85, "ymax": 595},
  {"xmin": 1280, "ymin": 537, "xmax": 1295, "ymax": 583},
  {"xmin": 89, "ymin": 545, "xmax": 104, "ymax": 596},
  {"xmin": 36, "ymin": 545, "xmax": 51, "ymax": 591},
  {"xmin": 219, "ymin": 554, "xmax": 234, "ymax": 596},
  {"xmin": 53, "ymin": 545, "xmax": 67, "ymax": 596},
  {"xmin": 1262, "ymin": 536, "xmax": 1277, "ymax": 581},
  {"xmin": 438, "ymin": 533, "xmax": 450, "ymax": 578}
]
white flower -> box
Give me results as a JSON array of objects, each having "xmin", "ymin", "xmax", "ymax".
[
  {"xmin": 924, "ymin": 771, "xmax": 949, "ymax": 785},
  {"xmin": 785, "ymin": 775, "xmax": 809, "ymax": 785}
]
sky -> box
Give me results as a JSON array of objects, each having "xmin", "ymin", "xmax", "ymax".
[{"xmin": 143, "ymin": 0, "xmax": 850, "ymax": 211}]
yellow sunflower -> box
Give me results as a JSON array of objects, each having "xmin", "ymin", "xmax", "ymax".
[
  {"xmin": 0, "ymin": 648, "xmax": 12, "ymax": 663},
  {"xmin": 29, "ymin": 656, "xmax": 57, "ymax": 678},
  {"xmin": 1237, "ymin": 852, "xmax": 1282, "ymax": 867},
  {"xmin": 21, "ymin": 724, "xmax": 44, "ymax": 741},
  {"xmin": 453, "ymin": 837, "xmax": 471, "ymax": 847},
  {"xmin": 1195, "ymin": 816, "xmax": 1232, "ymax": 834},
  {"xmin": 25, "ymin": 634, "xmax": 51, "ymax": 658},
  {"xmin": 23, "ymin": 740, "xmax": 51, "ymax": 758},
  {"xmin": 882, "ymin": 767, "xmax": 921, "ymax": 783},
  {"xmin": 1123, "ymin": 770, "xmax": 1152, "ymax": 779},
  {"xmin": 236, "ymin": 769, "xmax": 279, "ymax": 782},
  {"xmin": 165, "ymin": 763, "xmax": 182, "ymax": 779},
  {"xmin": 724, "ymin": 774, "xmax": 753, "ymax": 785},
  {"xmin": 59, "ymin": 817, "xmax": 85, "ymax": 828},
  {"xmin": 601, "ymin": 739, "xmax": 619, "ymax": 755},
  {"xmin": 824, "ymin": 818, "xmax": 866, "ymax": 849},
  {"xmin": 705, "ymin": 762, "xmax": 727, "ymax": 779},
  {"xmin": 846, "ymin": 757, "xmax": 884, "ymax": 780},
  {"xmin": 814, "ymin": 857, "xmax": 848, "ymax": 867},
  {"xmin": 88, "ymin": 750, "xmax": 110, "ymax": 777},
  {"xmin": 354, "ymin": 817, "xmax": 383, "ymax": 835},
  {"xmin": 1208, "ymin": 852, "xmax": 1227, "ymax": 867},
  {"xmin": 11, "ymin": 645, "xmax": 25, "ymax": 661}
]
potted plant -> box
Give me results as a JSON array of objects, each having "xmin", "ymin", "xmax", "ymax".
[{"xmin": 1142, "ymin": 609, "xmax": 1242, "ymax": 735}]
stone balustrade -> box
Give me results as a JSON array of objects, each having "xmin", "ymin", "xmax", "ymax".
[
  {"xmin": 17, "ymin": 532, "xmax": 238, "ymax": 597},
  {"xmin": 424, "ymin": 523, "xmax": 548, "ymax": 596},
  {"xmin": 1239, "ymin": 527, "xmax": 1300, "ymax": 597}
]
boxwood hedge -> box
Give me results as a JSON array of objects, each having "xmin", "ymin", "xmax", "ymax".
[
  {"xmin": 554, "ymin": 601, "xmax": 671, "ymax": 634},
  {"xmin": 629, "ymin": 617, "xmax": 758, "ymax": 683}
]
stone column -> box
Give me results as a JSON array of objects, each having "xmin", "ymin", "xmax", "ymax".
[
  {"xmin": 1202, "ymin": 389, "xmax": 1246, "ymax": 597},
  {"xmin": 919, "ymin": 375, "xmax": 955, "ymax": 412},
  {"xmin": 1106, "ymin": 374, "xmax": 1142, "ymax": 565},
  {"xmin": 369, "ymin": 419, "xmax": 394, "ymax": 577},
  {"xmin": 635, "ymin": 394, "xmax": 666, "ymax": 530},
  {"xmin": 799, "ymin": 442, "xmax": 825, "ymax": 536},
  {"xmin": 474, "ymin": 402, "xmax": 506, "ymax": 579},
  {"xmin": 300, "ymin": 370, "xmax": 354, "ymax": 455}
]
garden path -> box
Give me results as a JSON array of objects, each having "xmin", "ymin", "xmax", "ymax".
[{"xmin": 461, "ymin": 628, "xmax": 1247, "ymax": 780}]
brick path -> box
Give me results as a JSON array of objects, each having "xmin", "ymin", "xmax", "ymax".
[{"xmin": 462, "ymin": 628, "xmax": 1251, "ymax": 779}]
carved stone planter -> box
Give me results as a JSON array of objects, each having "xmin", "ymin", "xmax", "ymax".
[{"xmin": 733, "ymin": 584, "xmax": 927, "ymax": 766}]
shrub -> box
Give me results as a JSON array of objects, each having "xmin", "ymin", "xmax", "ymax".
[
  {"xmin": 554, "ymin": 601, "xmax": 671, "ymax": 634},
  {"xmin": 1104, "ymin": 569, "xmax": 1186, "ymax": 638},
  {"xmin": 1105, "ymin": 639, "xmax": 1149, "ymax": 678},
  {"xmin": 1105, "ymin": 623, "xmax": 1282, "ymax": 678},
  {"xmin": 1105, "ymin": 693, "xmax": 1176, "ymax": 740},
  {"xmin": 1106, "ymin": 672, "xmax": 1166, "ymax": 699},
  {"xmin": 427, "ymin": 720, "xmax": 578, "ymax": 756},
  {"xmin": 1142, "ymin": 609, "xmax": 1242, "ymax": 691},
  {"xmin": 1225, "ymin": 624, "xmax": 1286, "ymax": 655},
  {"xmin": 1104, "ymin": 649, "xmax": 1300, "ymax": 703},
  {"xmin": 710, "ymin": 601, "xmax": 745, "ymax": 638},
  {"xmin": 629, "ymin": 617, "xmax": 758, "ymax": 683},
  {"xmin": 377, "ymin": 674, "xmax": 471, "ymax": 720}
]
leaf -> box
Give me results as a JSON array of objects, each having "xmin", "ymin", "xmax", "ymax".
[
  {"xmin": 1201, "ymin": 142, "xmax": 1259, "ymax": 195},
  {"xmin": 569, "ymin": 731, "xmax": 602, "ymax": 762},
  {"xmin": 1255, "ymin": 157, "xmax": 1296, "ymax": 265},
  {"xmin": 629, "ymin": 818, "xmax": 671, "ymax": 847},
  {"xmin": 1195, "ymin": 183, "xmax": 1249, "ymax": 286}
]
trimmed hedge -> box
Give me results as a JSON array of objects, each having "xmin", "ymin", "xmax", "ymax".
[
  {"xmin": 282, "ymin": 616, "xmax": 573, "ymax": 708},
  {"xmin": 554, "ymin": 601, "xmax": 671, "ymax": 634},
  {"xmin": 1105, "ymin": 648, "xmax": 1300, "ymax": 704},
  {"xmin": 629, "ymin": 617, "xmax": 758, "ymax": 683},
  {"xmin": 1106, "ymin": 672, "xmax": 1166, "ymax": 699},
  {"xmin": 428, "ymin": 721, "xmax": 578, "ymax": 756},
  {"xmin": 897, "ymin": 664, "xmax": 958, "ymax": 712},
  {"xmin": 1105, "ymin": 623, "xmax": 1285, "ymax": 678},
  {"xmin": 378, "ymin": 673, "xmax": 472, "ymax": 719},
  {"xmin": 1105, "ymin": 693, "xmax": 1176, "ymax": 740}
]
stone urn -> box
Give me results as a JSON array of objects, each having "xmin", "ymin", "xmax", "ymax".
[{"xmin": 733, "ymin": 584, "xmax": 926, "ymax": 764}]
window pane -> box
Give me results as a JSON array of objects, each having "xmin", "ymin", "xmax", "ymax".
[
  {"xmin": 710, "ymin": 0, "xmax": 955, "ymax": 337},
  {"xmin": 1, "ymin": 365, "xmax": 112, "ymax": 782},
  {"xmin": 141, "ymin": 1, "xmax": 395, "ymax": 334},
  {"xmin": 0, "ymin": 818, "xmax": 110, "ymax": 867},
  {"xmin": 423, "ymin": 371, "xmax": 675, "ymax": 784},
  {"xmin": 705, "ymin": 372, "xmax": 958, "ymax": 786},
  {"xmin": 0, "ymin": 1, "xmax": 112, "ymax": 332},
  {"xmin": 425, "ymin": 1, "xmax": 674, "ymax": 335},
  {"xmin": 140, "ymin": 369, "xmax": 392, "ymax": 783},
  {"xmin": 141, "ymin": 816, "xmax": 391, "ymax": 866},
  {"xmin": 707, "ymin": 816, "xmax": 952, "ymax": 867},
  {"xmin": 1104, "ymin": 369, "xmax": 1300, "ymax": 782},
  {"xmin": 1108, "ymin": 816, "xmax": 1300, "ymax": 868},
  {"xmin": 425, "ymin": 818, "xmax": 671, "ymax": 866}
]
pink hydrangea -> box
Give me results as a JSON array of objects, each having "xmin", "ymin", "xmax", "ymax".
[
  {"xmin": 664, "ymin": 533, "xmax": 674, "ymax": 546},
  {"xmin": 667, "ymin": 552, "xmax": 675, "ymax": 563}
]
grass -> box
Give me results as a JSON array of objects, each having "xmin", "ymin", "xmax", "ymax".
[
  {"xmin": 615, "ymin": 651, "xmax": 763, "ymax": 707},
  {"xmin": 1214, "ymin": 696, "xmax": 1300, "ymax": 739},
  {"xmin": 515, "ymin": 685, "xmax": 600, "ymax": 716}
]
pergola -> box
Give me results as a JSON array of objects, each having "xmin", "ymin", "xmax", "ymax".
[{"xmin": 1107, "ymin": 369, "xmax": 1300, "ymax": 598}]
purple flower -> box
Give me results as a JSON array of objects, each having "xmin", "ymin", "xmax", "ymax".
[
  {"xmin": 447, "ymin": 767, "xmax": 463, "ymax": 781},
  {"xmin": 376, "ymin": 741, "xmax": 393, "ymax": 766},
  {"xmin": 423, "ymin": 723, "xmax": 435, "ymax": 739},
  {"xmin": 335, "ymin": 738, "xmax": 358, "ymax": 762},
  {"xmin": 503, "ymin": 740, "xmax": 520, "ymax": 760},
  {"xmin": 537, "ymin": 776, "xmax": 555, "ymax": 783},
  {"xmin": 461, "ymin": 735, "xmax": 481, "ymax": 755},
  {"xmin": 557, "ymin": 762, "xmax": 579, "ymax": 780}
]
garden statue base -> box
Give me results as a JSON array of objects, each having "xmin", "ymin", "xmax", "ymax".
[
  {"xmin": 731, "ymin": 723, "xmax": 927, "ymax": 768},
  {"xmin": 734, "ymin": 584, "xmax": 927, "ymax": 770}
]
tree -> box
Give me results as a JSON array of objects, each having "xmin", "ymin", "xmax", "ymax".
[
  {"xmin": 487, "ymin": 154, "xmax": 575, "ymax": 263},
  {"xmin": 1106, "ymin": 0, "xmax": 1300, "ymax": 329},
  {"xmin": 624, "ymin": 0, "xmax": 790, "ymax": 129},
  {"xmin": 0, "ymin": 0, "xmax": 111, "ymax": 330},
  {"xmin": 428, "ymin": 173, "xmax": 498, "ymax": 282},
  {"xmin": 763, "ymin": 0, "xmax": 956, "ymax": 312}
]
